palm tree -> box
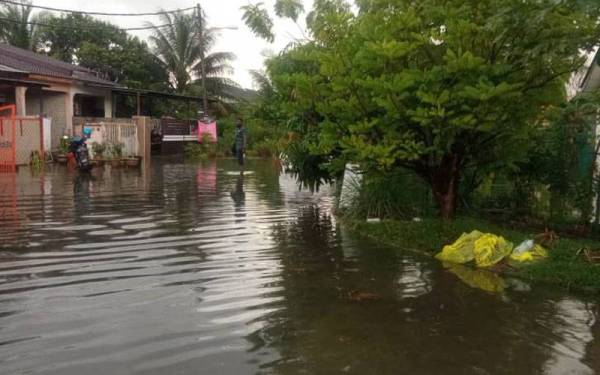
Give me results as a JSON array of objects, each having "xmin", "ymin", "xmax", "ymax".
[
  {"xmin": 148, "ymin": 10, "xmax": 239, "ymax": 107},
  {"xmin": 0, "ymin": 0, "xmax": 49, "ymax": 50}
]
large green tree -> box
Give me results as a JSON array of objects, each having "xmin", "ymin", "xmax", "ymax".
[
  {"xmin": 41, "ymin": 13, "xmax": 123, "ymax": 63},
  {"xmin": 77, "ymin": 38, "xmax": 168, "ymax": 90},
  {"xmin": 266, "ymin": 0, "xmax": 600, "ymax": 218},
  {"xmin": 38, "ymin": 13, "xmax": 167, "ymax": 90},
  {"xmin": 149, "ymin": 10, "xmax": 238, "ymax": 102},
  {"xmin": 0, "ymin": 0, "xmax": 49, "ymax": 50},
  {"xmin": 240, "ymin": 0, "xmax": 306, "ymax": 42}
]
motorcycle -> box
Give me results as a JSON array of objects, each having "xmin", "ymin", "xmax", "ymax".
[{"xmin": 68, "ymin": 135, "xmax": 92, "ymax": 172}]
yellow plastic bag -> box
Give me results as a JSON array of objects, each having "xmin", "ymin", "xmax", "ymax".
[
  {"xmin": 473, "ymin": 234, "xmax": 513, "ymax": 267},
  {"xmin": 444, "ymin": 262, "xmax": 506, "ymax": 293},
  {"xmin": 435, "ymin": 230, "xmax": 483, "ymax": 264},
  {"xmin": 510, "ymin": 244, "xmax": 547, "ymax": 262}
]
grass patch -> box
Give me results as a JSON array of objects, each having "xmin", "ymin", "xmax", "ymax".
[{"xmin": 349, "ymin": 216, "xmax": 600, "ymax": 293}]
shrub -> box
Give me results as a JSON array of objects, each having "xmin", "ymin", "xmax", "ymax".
[
  {"xmin": 91, "ymin": 142, "xmax": 106, "ymax": 159},
  {"xmin": 342, "ymin": 169, "xmax": 435, "ymax": 220},
  {"xmin": 58, "ymin": 137, "xmax": 70, "ymax": 154},
  {"xmin": 185, "ymin": 134, "xmax": 218, "ymax": 161},
  {"xmin": 109, "ymin": 142, "xmax": 124, "ymax": 159}
]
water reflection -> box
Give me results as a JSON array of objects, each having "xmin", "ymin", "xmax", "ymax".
[
  {"xmin": 0, "ymin": 159, "xmax": 598, "ymax": 374},
  {"xmin": 444, "ymin": 262, "xmax": 507, "ymax": 293},
  {"xmin": 73, "ymin": 174, "xmax": 92, "ymax": 216},
  {"xmin": 231, "ymin": 171, "xmax": 246, "ymax": 208},
  {"xmin": 543, "ymin": 298, "xmax": 595, "ymax": 374}
]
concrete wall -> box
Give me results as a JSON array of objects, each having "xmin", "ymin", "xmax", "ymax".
[
  {"xmin": 21, "ymin": 83, "xmax": 113, "ymax": 151},
  {"xmin": 71, "ymin": 86, "xmax": 112, "ymax": 118},
  {"xmin": 25, "ymin": 91, "xmax": 68, "ymax": 150},
  {"xmin": 14, "ymin": 117, "xmax": 42, "ymax": 165},
  {"xmin": 134, "ymin": 116, "xmax": 152, "ymax": 168}
]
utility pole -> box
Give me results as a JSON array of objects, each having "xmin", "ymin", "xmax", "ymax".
[{"xmin": 196, "ymin": 4, "xmax": 209, "ymax": 119}]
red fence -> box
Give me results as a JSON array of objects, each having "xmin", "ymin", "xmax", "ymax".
[
  {"xmin": 0, "ymin": 105, "xmax": 16, "ymax": 172},
  {"xmin": 0, "ymin": 105, "xmax": 44, "ymax": 172}
]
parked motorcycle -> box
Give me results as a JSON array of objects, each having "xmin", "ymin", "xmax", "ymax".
[{"xmin": 68, "ymin": 128, "xmax": 92, "ymax": 172}]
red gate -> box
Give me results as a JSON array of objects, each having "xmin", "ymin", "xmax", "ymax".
[
  {"xmin": 0, "ymin": 105, "xmax": 16, "ymax": 172},
  {"xmin": 0, "ymin": 105, "xmax": 45, "ymax": 172}
]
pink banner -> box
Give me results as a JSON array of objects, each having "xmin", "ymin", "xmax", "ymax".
[{"xmin": 197, "ymin": 121, "xmax": 217, "ymax": 143}]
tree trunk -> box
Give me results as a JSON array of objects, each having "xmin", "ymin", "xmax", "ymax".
[{"xmin": 431, "ymin": 153, "xmax": 461, "ymax": 219}]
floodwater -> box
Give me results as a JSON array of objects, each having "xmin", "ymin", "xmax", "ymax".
[{"xmin": 0, "ymin": 159, "xmax": 598, "ymax": 375}]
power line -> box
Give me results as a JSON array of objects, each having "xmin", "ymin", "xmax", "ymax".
[
  {"xmin": 0, "ymin": 17, "xmax": 171, "ymax": 31},
  {"xmin": 0, "ymin": 0, "xmax": 195, "ymax": 16}
]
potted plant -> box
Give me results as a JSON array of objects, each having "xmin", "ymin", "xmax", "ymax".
[
  {"xmin": 57, "ymin": 136, "xmax": 70, "ymax": 163},
  {"xmin": 109, "ymin": 142, "xmax": 124, "ymax": 167},
  {"xmin": 125, "ymin": 154, "xmax": 141, "ymax": 167},
  {"xmin": 30, "ymin": 150, "xmax": 43, "ymax": 170},
  {"xmin": 91, "ymin": 142, "xmax": 106, "ymax": 167}
]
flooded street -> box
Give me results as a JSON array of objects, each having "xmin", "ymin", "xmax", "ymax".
[{"xmin": 0, "ymin": 159, "xmax": 599, "ymax": 374}]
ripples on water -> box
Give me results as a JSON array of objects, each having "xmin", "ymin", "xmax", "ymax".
[{"xmin": 0, "ymin": 159, "xmax": 598, "ymax": 375}]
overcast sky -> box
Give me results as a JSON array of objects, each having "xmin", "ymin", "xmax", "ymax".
[{"xmin": 32, "ymin": 0, "xmax": 314, "ymax": 89}]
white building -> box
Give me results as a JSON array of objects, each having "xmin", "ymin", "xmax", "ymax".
[{"xmin": 0, "ymin": 43, "xmax": 120, "ymax": 150}]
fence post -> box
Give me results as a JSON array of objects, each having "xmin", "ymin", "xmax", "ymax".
[
  {"xmin": 39, "ymin": 116, "xmax": 44, "ymax": 158},
  {"xmin": 11, "ymin": 117, "xmax": 16, "ymax": 171},
  {"xmin": 133, "ymin": 116, "xmax": 151, "ymax": 168}
]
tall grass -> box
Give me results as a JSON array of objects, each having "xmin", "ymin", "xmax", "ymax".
[{"xmin": 342, "ymin": 169, "xmax": 435, "ymax": 219}]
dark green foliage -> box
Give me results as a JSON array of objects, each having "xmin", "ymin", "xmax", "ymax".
[
  {"xmin": 241, "ymin": 3, "xmax": 275, "ymax": 42},
  {"xmin": 109, "ymin": 142, "xmax": 123, "ymax": 159},
  {"xmin": 148, "ymin": 10, "xmax": 239, "ymax": 113},
  {"xmin": 58, "ymin": 137, "xmax": 69, "ymax": 154},
  {"xmin": 77, "ymin": 38, "xmax": 168, "ymax": 90},
  {"xmin": 0, "ymin": 0, "xmax": 49, "ymax": 50},
  {"xmin": 463, "ymin": 91, "xmax": 600, "ymax": 227},
  {"xmin": 274, "ymin": 0, "xmax": 304, "ymax": 21},
  {"xmin": 91, "ymin": 142, "xmax": 106, "ymax": 159},
  {"xmin": 344, "ymin": 170, "xmax": 435, "ymax": 220},
  {"xmin": 41, "ymin": 14, "xmax": 123, "ymax": 63},
  {"xmin": 36, "ymin": 13, "xmax": 168, "ymax": 91},
  {"xmin": 261, "ymin": 0, "xmax": 600, "ymax": 217},
  {"xmin": 184, "ymin": 134, "xmax": 218, "ymax": 160}
]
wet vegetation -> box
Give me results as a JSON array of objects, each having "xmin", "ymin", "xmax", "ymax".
[
  {"xmin": 234, "ymin": 0, "xmax": 600, "ymax": 292},
  {"xmin": 351, "ymin": 217, "xmax": 600, "ymax": 293}
]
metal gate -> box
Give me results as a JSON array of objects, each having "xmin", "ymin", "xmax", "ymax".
[
  {"xmin": 0, "ymin": 105, "xmax": 16, "ymax": 172},
  {"xmin": 82, "ymin": 121, "xmax": 139, "ymax": 158},
  {"xmin": 0, "ymin": 105, "xmax": 45, "ymax": 172}
]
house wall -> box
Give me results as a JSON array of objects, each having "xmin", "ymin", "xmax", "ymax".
[
  {"xmin": 71, "ymin": 86, "xmax": 112, "ymax": 118},
  {"xmin": 25, "ymin": 90, "xmax": 67, "ymax": 150},
  {"xmin": 0, "ymin": 85, "xmax": 15, "ymax": 107},
  {"xmin": 14, "ymin": 117, "xmax": 42, "ymax": 165},
  {"xmin": 46, "ymin": 92, "xmax": 67, "ymax": 150},
  {"xmin": 20, "ymin": 83, "xmax": 113, "ymax": 150}
]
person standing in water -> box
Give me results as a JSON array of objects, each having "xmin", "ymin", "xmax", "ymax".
[{"xmin": 234, "ymin": 118, "xmax": 247, "ymax": 166}]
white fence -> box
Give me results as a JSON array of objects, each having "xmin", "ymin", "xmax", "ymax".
[{"xmin": 82, "ymin": 122, "xmax": 139, "ymax": 158}]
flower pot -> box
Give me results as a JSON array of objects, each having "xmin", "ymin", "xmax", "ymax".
[
  {"xmin": 110, "ymin": 159, "xmax": 121, "ymax": 168},
  {"xmin": 57, "ymin": 154, "xmax": 68, "ymax": 164},
  {"xmin": 126, "ymin": 158, "xmax": 140, "ymax": 167},
  {"xmin": 91, "ymin": 159, "xmax": 105, "ymax": 167}
]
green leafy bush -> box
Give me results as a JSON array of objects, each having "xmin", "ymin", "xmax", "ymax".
[
  {"xmin": 91, "ymin": 142, "xmax": 107, "ymax": 159},
  {"xmin": 185, "ymin": 134, "xmax": 218, "ymax": 161},
  {"xmin": 343, "ymin": 169, "xmax": 435, "ymax": 220},
  {"xmin": 109, "ymin": 142, "xmax": 124, "ymax": 159},
  {"xmin": 58, "ymin": 137, "xmax": 70, "ymax": 154}
]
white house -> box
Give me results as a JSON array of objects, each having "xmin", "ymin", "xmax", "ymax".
[{"xmin": 0, "ymin": 43, "xmax": 121, "ymax": 150}]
